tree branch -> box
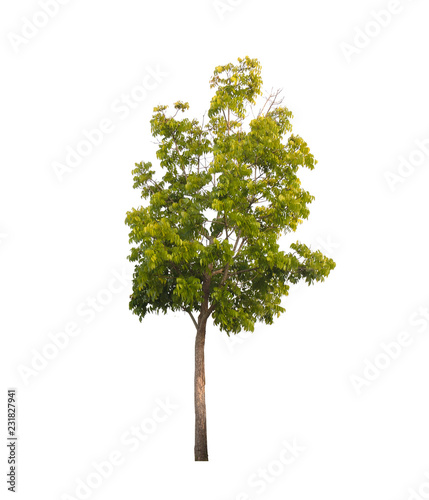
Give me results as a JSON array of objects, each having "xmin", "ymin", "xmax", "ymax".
[
  {"xmin": 186, "ymin": 309, "xmax": 198, "ymax": 330},
  {"xmin": 228, "ymin": 267, "xmax": 259, "ymax": 277},
  {"xmin": 207, "ymin": 303, "xmax": 216, "ymax": 316}
]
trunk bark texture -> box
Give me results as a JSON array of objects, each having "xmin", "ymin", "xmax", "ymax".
[{"xmin": 194, "ymin": 316, "xmax": 208, "ymax": 461}]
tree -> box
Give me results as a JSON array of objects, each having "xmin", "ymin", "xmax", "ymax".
[{"xmin": 125, "ymin": 56, "xmax": 336, "ymax": 461}]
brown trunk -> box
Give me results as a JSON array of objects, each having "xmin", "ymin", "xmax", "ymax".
[{"xmin": 194, "ymin": 316, "xmax": 208, "ymax": 461}]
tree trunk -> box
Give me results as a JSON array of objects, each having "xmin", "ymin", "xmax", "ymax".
[{"xmin": 194, "ymin": 317, "xmax": 208, "ymax": 461}]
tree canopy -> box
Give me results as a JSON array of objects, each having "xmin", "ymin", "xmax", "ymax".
[{"xmin": 125, "ymin": 56, "xmax": 335, "ymax": 335}]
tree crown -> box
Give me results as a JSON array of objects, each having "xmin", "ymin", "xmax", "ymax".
[{"xmin": 125, "ymin": 56, "xmax": 335, "ymax": 334}]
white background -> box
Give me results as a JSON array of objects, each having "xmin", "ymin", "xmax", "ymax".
[{"xmin": 1, "ymin": 1, "xmax": 429, "ymax": 499}]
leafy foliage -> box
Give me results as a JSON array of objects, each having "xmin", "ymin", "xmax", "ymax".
[{"xmin": 125, "ymin": 56, "xmax": 335, "ymax": 334}]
